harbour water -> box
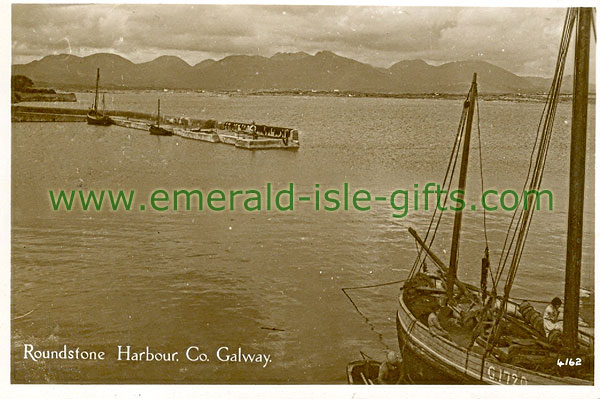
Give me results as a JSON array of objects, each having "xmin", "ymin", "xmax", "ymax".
[{"xmin": 11, "ymin": 93, "xmax": 595, "ymax": 383}]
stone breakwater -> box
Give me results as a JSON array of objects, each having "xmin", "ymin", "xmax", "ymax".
[{"xmin": 11, "ymin": 105, "xmax": 300, "ymax": 150}]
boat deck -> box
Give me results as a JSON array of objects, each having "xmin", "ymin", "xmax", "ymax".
[{"xmin": 398, "ymin": 272, "xmax": 593, "ymax": 384}]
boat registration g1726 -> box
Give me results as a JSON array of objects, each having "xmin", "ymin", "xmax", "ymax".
[{"xmin": 487, "ymin": 366, "xmax": 527, "ymax": 385}]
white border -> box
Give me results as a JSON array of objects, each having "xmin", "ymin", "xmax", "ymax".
[{"xmin": 4, "ymin": 1, "xmax": 599, "ymax": 398}]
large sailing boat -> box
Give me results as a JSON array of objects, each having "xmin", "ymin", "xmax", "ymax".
[
  {"xmin": 86, "ymin": 68, "xmax": 112, "ymax": 126},
  {"xmin": 396, "ymin": 8, "xmax": 593, "ymax": 385}
]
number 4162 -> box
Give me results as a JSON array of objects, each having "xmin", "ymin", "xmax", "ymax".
[{"xmin": 557, "ymin": 358, "xmax": 582, "ymax": 367}]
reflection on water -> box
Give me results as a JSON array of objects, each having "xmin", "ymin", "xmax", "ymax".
[{"xmin": 12, "ymin": 93, "xmax": 594, "ymax": 382}]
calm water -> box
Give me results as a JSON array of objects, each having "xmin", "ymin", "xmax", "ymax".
[{"xmin": 11, "ymin": 93, "xmax": 595, "ymax": 383}]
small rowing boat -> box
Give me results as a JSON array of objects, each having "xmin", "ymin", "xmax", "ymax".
[{"xmin": 346, "ymin": 359, "xmax": 380, "ymax": 384}]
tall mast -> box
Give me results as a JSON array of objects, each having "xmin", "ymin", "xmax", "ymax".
[
  {"xmin": 94, "ymin": 68, "xmax": 100, "ymax": 113},
  {"xmin": 447, "ymin": 73, "xmax": 477, "ymax": 299},
  {"xmin": 157, "ymin": 99, "xmax": 161, "ymax": 128},
  {"xmin": 563, "ymin": 7, "xmax": 591, "ymax": 352}
]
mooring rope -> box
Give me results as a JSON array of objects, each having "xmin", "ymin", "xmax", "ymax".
[
  {"xmin": 341, "ymin": 279, "xmax": 406, "ymax": 350},
  {"xmin": 342, "ymin": 279, "xmax": 406, "ymax": 291}
]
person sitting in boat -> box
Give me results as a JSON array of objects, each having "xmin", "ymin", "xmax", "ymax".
[
  {"xmin": 377, "ymin": 350, "xmax": 404, "ymax": 384},
  {"xmin": 423, "ymin": 263, "xmax": 443, "ymax": 282},
  {"xmin": 428, "ymin": 308, "xmax": 451, "ymax": 340},
  {"xmin": 543, "ymin": 296, "xmax": 563, "ymax": 336}
]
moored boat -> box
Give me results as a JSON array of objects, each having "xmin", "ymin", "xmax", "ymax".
[
  {"xmin": 87, "ymin": 110, "xmax": 112, "ymax": 126},
  {"xmin": 86, "ymin": 68, "xmax": 112, "ymax": 126},
  {"xmin": 149, "ymin": 125, "xmax": 173, "ymax": 136},
  {"xmin": 396, "ymin": 263, "xmax": 593, "ymax": 384},
  {"xmin": 395, "ymin": 8, "xmax": 593, "ymax": 385},
  {"xmin": 149, "ymin": 98, "xmax": 173, "ymax": 136}
]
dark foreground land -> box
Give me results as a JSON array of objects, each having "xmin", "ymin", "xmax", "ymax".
[{"xmin": 11, "ymin": 75, "xmax": 76, "ymax": 103}]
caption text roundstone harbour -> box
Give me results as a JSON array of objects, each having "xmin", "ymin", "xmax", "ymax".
[{"xmin": 23, "ymin": 344, "xmax": 272, "ymax": 368}]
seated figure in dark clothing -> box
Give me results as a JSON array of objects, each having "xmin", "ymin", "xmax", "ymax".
[{"xmin": 378, "ymin": 350, "xmax": 404, "ymax": 384}]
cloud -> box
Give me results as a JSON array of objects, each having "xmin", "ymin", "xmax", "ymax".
[{"xmin": 11, "ymin": 4, "xmax": 593, "ymax": 77}]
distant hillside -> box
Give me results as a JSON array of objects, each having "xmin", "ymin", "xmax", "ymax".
[{"xmin": 12, "ymin": 51, "xmax": 583, "ymax": 94}]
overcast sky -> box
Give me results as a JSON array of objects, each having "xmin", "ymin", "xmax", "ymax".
[{"xmin": 11, "ymin": 4, "xmax": 594, "ymax": 77}]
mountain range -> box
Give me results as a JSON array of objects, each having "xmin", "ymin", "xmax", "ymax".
[{"xmin": 12, "ymin": 51, "xmax": 577, "ymax": 94}]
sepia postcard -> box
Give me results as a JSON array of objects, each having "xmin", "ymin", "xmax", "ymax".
[{"xmin": 7, "ymin": 1, "xmax": 598, "ymax": 397}]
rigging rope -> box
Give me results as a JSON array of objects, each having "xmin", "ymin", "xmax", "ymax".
[
  {"xmin": 475, "ymin": 91, "xmax": 495, "ymax": 291},
  {"xmin": 408, "ymin": 89, "xmax": 472, "ymax": 278},
  {"xmin": 592, "ymin": 9, "xmax": 597, "ymax": 42},
  {"xmin": 475, "ymin": 96, "xmax": 489, "ymax": 248},
  {"xmin": 494, "ymin": 8, "xmax": 575, "ymax": 291},
  {"xmin": 485, "ymin": 7, "xmax": 577, "ymax": 350}
]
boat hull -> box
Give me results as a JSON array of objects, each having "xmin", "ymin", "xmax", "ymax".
[
  {"xmin": 396, "ymin": 310, "xmax": 476, "ymax": 384},
  {"xmin": 396, "ymin": 294, "xmax": 591, "ymax": 385},
  {"xmin": 149, "ymin": 125, "xmax": 173, "ymax": 136},
  {"xmin": 346, "ymin": 360, "xmax": 381, "ymax": 384},
  {"xmin": 86, "ymin": 111, "xmax": 112, "ymax": 126}
]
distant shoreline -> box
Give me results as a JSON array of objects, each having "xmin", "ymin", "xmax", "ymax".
[
  {"xmin": 247, "ymin": 90, "xmax": 595, "ymax": 103},
  {"xmin": 47, "ymin": 86, "xmax": 595, "ymax": 104}
]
